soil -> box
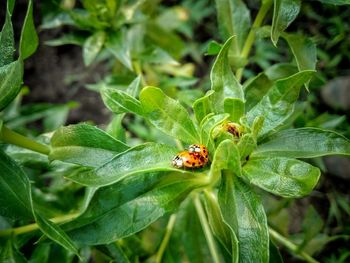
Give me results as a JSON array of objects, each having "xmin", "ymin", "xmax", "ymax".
[{"xmin": 1, "ymin": 0, "xmax": 111, "ymax": 125}]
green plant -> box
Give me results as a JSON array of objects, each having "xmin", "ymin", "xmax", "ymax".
[{"xmin": 1, "ymin": 0, "xmax": 350, "ymax": 262}]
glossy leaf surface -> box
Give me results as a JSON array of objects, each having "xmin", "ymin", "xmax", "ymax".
[
  {"xmin": 237, "ymin": 134, "xmax": 257, "ymax": 161},
  {"xmin": 210, "ymin": 37, "xmax": 244, "ymax": 114},
  {"xmin": 0, "ymin": 59, "xmax": 24, "ymax": 111},
  {"xmin": 83, "ymin": 31, "xmax": 106, "ymax": 66},
  {"xmin": 253, "ymin": 128, "xmax": 350, "ymax": 158},
  {"xmin": 244, "ymin": 73, "xmax": 273, "ymax": 112},
  {"xmin": 204, "ymin": 191, "xmax": 238, "ymax": 261},
  {"xmin": 271, "ymin": 0, "xmax": 301, "ymax": 45},
  {"xmin": 200, "ymin": 113, "xmax": 229, "ymax": 152},
  {"xmin": 68, "ymin": 175, "xmax": 202, "ymax": 245},
  {"xmin": 33, "ymin": 211, "xmax": 79, "ymax": 257},
  {"xmin": 66, "ymin": 143, "xmax": 181, "ymax": 186},
  {"xmin": 246, "ymin": 70, "xmax": 314, "ymax": 138},
  {"xmin": 215, "ymin": 0, "xmax": 250, "ymax": 54},
  {"xmin": 19, "ymin": 0, "xmax": 38, "ymax": 60},
  {"xmin": 218, "ymin": 174, "xmax": 269, "ymax": 262},
  {"xmin": 283, "ymin": 33, "xmax": 316, "ymax": 73},
  {"xmin": 140, "ymin": 86, "xmax": 199, "ymax": 144},
  {"xmin": 210, "ymin": 139, "xmax": 241, "ymax": 178},
  {"xmin": 0, "ymin": 4, "xmax": 14, "ymax": 66},
  {"xmin": 193, "ymin": 90, "xmax": 214, "ymax": 124},
  {"xmin": 243, "ymin": 157, "xmax": 320, "ymax": 197},
  {"xmin": 50, "ymin": 124, "xmax": 129, "ymax": 167},
  {"xmin": 224, "ymin": 98, "xmax": 244, "ymax": 122},
  {"xmin": 0, "ymin": 150, "xmax": 33, "ymax": 219},
  {"xmin": 101, "ymin": 87, "xmax": 143, "ymax": 115}
]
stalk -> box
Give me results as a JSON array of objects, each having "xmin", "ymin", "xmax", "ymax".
[
  {"xmin": 236, "ymin": 0, "xmax": 273, "ymax": 82},
  {"xmin": 269, "ymin": 227, "xmax": 320, "ymax": 263},
  {"xmin": 193, "ymin": 194, "xmax": 221, "ymax": 263},
  {"xmin": 0, "ymin": 212, "xmax": 79, "ymax": 237},
  {"xmin": 0, "ymin": 125, "xmax": 50, "ymax": 155},
  {"xmin": 156, "ymin": 214, "xmax": 177, "ymax": 263}
]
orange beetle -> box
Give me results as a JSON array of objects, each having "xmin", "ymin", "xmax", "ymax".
[
  {"xmin": 172, "ymin": 144, "xmax": 209, "ymax": 169},
  {"xmin": 188, "ymin": 144, "xmax": 209, "ymax": 162}
]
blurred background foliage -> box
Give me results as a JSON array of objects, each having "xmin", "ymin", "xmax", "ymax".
[{"xmin": 0, "ymin": 0, "xmax": 349, "ymax": 262}]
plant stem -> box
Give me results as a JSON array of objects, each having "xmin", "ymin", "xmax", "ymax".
[
  {"xmin": 236, "ymin": 0, "xmax": 273, "ymax": 82},
  {"xmin": 132, "ymin": 61, "xmax": 147, "ymax": 87},
  {"xmin": 193, "ymin": 194, "xmax": 221, "ymax": 263},
  {"xmin": 0, "ymin": 125, "xmax": 50, "ymax": 155},
  {"xmin": 156, "ymin": 214, "xmax": 177, "ymax": 263},
  {"xmin": 0, "ymin": 212, "xmax": 79, "ymax": 237},
  {"xmin": 269, "ymin": 227, "xmax": 320, "ymax": 263}
]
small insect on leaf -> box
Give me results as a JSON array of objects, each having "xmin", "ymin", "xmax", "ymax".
[{"xmin": 172, "ymin": 144, "xmax": 209, "ymax": 169}]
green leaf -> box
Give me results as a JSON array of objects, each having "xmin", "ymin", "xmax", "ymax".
[
  {"xmin": 66, "ymin": 172, "xmax": 163, "ymax": 229},
  {"xmin": 223, "ymin": 98, "xmax": 244, "ymax": 122},
  {"xmin": 246, "ymin": 70, "xmax": 315, "ymax": 138},
  {"xmin": 19, "ymin": 0, "xmax": 39, "ymax": 60},
  {"xmin": 200, "ymin": 113, "xmax": 229, "ymax": 153},
  {"xmin": 68, "ymin": 9, "xmax": 109, "ymax": 30},
  {"xmin": 29, "ymin": 243, "xmax": 51, "ymax": 263},
  {"xmin": 269, "ymin": 241, "xmax": 284, "ymax": 263},
  {"xmin": 218, "ymin": 174, "xmax": 269, "ymax": 263},
  {"xmin": 299, "ymin": 206, "xmax": 324, "ymax": 251},
  {"xmin": 101, "ymin": 87, "xmax": 143, "ymax": 115},
  {"xmin": 313, "ymin": 0, "xmax": 350, "ymax": 5},
  {"xmin": 237, "ymin": 134, "xmax": 257, "ymax": 160},
  {"xmin": 145, "ymin": 22, "xmax": 185, "ymax": 60},
  {"xmin": 215, "ymin": 0, "xmax": 251, "ymax": 54},
  {"xmin": 265, "ymin": 63, "xmax": 298, "ymax": 81},
  {"xmin": 243, "ymin": 157, "xmax": 320, "ymax": 197},
  {"xmin": 105, "ymin": 30, "xmax": 133, "ymax": 71},
  {"xmin": 206, "ymin": 40, "xmax": 222, "ymax": 55},
  {"xmin": 253, "ymin": 128, "xmax": 350, "ymax": 158},
  {"xmin": 251, "ymin": 115, "xmax": 265, "ymax": 139},
  {"xmin": 210, "ymin": 36, "xmax": 244, "ymax": 114},
  {"xmin": 7, "ymin": 0, "xmax": 15, "ymax": 14},
  {"xmin": 166, "ymin": 198, "xmax": 212, "ymax": 263},
  {"xmin": 210, "ymin": 139, "xmax": 241, "ymax": 178},
  {"xmin": 0, "ymin": 239, "xmax": 27, "ymax": 263},
  {"xmin": 282, "ymin": 33, "xmax": 317, "ymax": 73},
  {"xmin": 204, "ymin": 191, "xmax": 239, "ymax": 261},
  {"xmin": 83, "ymin": 31, "xmax": 106, "ymax": 66},
  {"xmin": 65, "ymin": 143, "xmax": 181, "ymax": 187},
  {"xmin": 44, "ymin": 33, "xmax": 86, "ymax": 46},
  {"xmin": 40, "ymin": 12, "xmax": 75, "ymax": 29},
  {"xmin": 67, "ymin": 175, "xmax": 203, "ymax": 245},
  {"xmin": 5, "ymin": 102, "xmax": 73, "ymax": 131},
  {"xmin": 0, "ymin": 149, "xmax": 33, "ymax": 220},
  {"xmin": 0, "ymin": 59, "xmax": 24, "ymax": 111},
  {"xmin": 271, "ymin": 0, "xmax": 301, "ymax": 46},
  {"xmin": 104, "ymin": 243, "xmax": 130, "ymax": 263},
  {"xmin": 244, "ymin": 73, "xmax": 273, "ymax": 112},
  {"xmin": 0, "ymin": 3, "xmax": 15, "ymax": 66},
  {"xmin": 33, "ymin": 211, "xmax": 80, "ymax": 258},
  {"xmin": 140, "ymin": 86, "xmax": 199, "ymax": 144},
  {"xmin": 50, "ymin": 123, "xmax": 129, "ymax": 168},
  {"xmin": 193, "ymin": 90, "xmax": 214, "ymax": 124}
]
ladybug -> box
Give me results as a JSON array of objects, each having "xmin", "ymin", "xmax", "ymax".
[
  {"xmin": 172, "ymin": 151, "xmax": 207, "ymax": 169},
  {"xmin": 188, "ymin": 144, "xmax": 209, "ymax": 162},
  {"xmin": 172, "ymin": 144, "xmax": 209, "ymax": 169},
  {"xmin": 225, "ymin": 122, "xmax": 241, "ymax": 137}
]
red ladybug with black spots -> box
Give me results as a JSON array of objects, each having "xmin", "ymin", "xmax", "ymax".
[{"xmin": 172, "ymin": 144, "xmax": 209, "ymax": 169}]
